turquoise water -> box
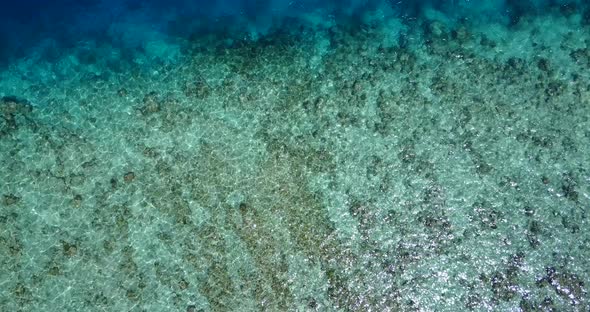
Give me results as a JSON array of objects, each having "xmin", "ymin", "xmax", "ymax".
[{"xmin": 1, "ymin": 1, "xmax": 590, "ymax": 311}]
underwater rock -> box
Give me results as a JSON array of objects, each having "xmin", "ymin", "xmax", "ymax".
[
  {"xmin": 140, "ymin": 91, "xmax": 161, "ymax": 115},
  {"xmin": 480, "ymin": 35, "xmax": 497, "ymax": 48},
  {"xmin": 570, "ymin": 48, "xmax": 590, "ymax": 67},
  {"xmin": 1, "ymin": 96, "xmax": 33, "ymax": 115},
  {"xmin": 2, "ymin": 193, "xmax": 21, "ymax": 206},
  {"xmin": 1, "ymin": 96, "xmax": 33, "ymax": 131},
  {"xmin": 62, "ymin": 241, "xmax": 78, "ymax": 257},
  {"xmin": 72, "ymin": 194, "xmax": 83, "ymax": 207},
  {"xmin": 451, "ymin": 25, "xmax": 471, "ymax": 44},
  {"xmin": 425, "ymin": 20, "xmax": 448, "ymax": 40},
  {"xmin": 537, "ymin": 57, "xmax": 551, "ymax": 72},
  {"xmin": 183, "ymin": 77, "xmax": 211, "ymax": 99},
  {"xmin": 124, "ymin": 171, "xmax": 136, "ymax": 183},
  {"xmin": 537, "ymin": 267, "xmax": 587, "ymax": 306}
]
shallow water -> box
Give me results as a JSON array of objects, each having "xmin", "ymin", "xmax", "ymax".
[{"xmin": 1, "ymin": 1, "xmax": 589, "ymax": 311}]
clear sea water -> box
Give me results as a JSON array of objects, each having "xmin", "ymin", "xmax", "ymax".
[{"xmin": 1, "ymin": 1, "xmax": 589, "ymax": 311}]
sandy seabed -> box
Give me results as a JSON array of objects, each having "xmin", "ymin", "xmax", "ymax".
[{"xmin": 1, "ymin": 9, "xmax": 590, "ymax": 312}]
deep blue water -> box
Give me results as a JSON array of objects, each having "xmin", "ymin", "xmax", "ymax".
[{"xmin": 1, "ymin": 0, "xmax": 587, "ymax": 64}]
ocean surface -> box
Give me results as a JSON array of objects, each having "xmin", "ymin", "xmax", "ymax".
[{"xmin": 1, "ymin": 1, "xmax": 589, "ymax": 311}]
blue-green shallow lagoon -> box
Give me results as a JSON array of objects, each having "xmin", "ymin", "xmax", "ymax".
[{"xmin": 1, "ymin": 3, "xmax": 590, "ymax": 311}]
